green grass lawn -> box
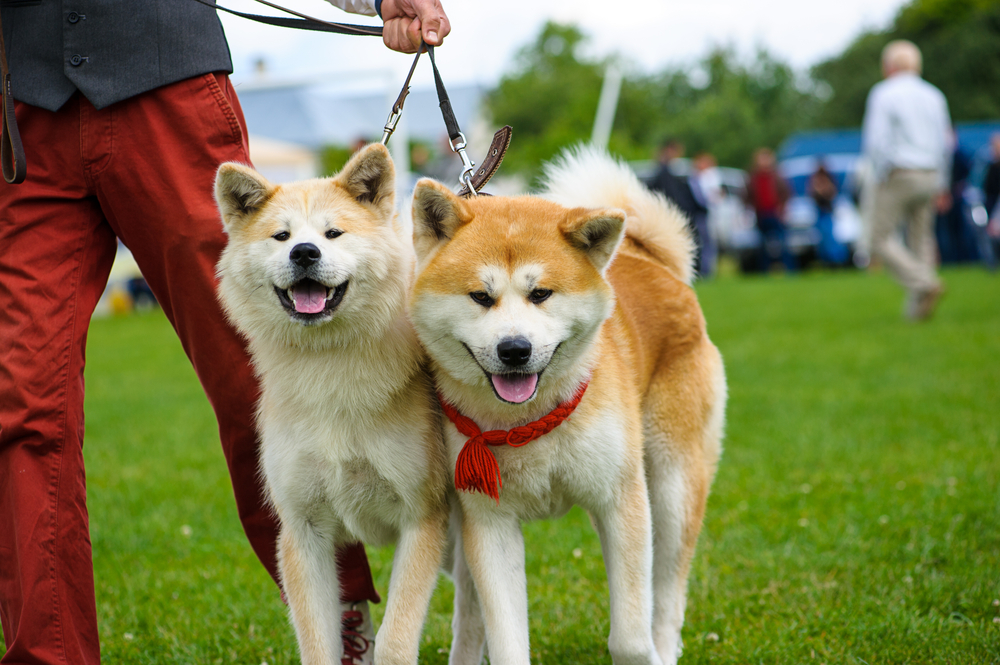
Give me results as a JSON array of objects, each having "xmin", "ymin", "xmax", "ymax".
[{"xmin": 3, "ymin": 267, "xmax": 998, "ymax": 663}]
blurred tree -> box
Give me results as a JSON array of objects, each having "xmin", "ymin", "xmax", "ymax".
[
  {"xmin": 318, "ymin": 144, "xmax": 354, "ymax": 177},
  {"xmin": 637, "ymin": 48, "xmax": 821, "ymax": 169},
  {"xmin": 812, "ymin": 0, "xmax": 1000, "ymax": 128},
  {"xmin": 485, "ymin": 23, "xmax": 604, "ymax": 183},
  {"xmin": 485, "ymin": 22, "xmax": 820, "ymax": 179}
]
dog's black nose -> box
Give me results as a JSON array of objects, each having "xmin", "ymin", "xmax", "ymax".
[
  {"xmin": 290, "ymin": 243, "xmax": 321, "ymax": 268},
  {"xmin": 497, "ymin": 337, "xmax": 532, "ymax": 367}
]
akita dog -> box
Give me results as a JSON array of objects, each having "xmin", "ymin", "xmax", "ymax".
[
  {"xmin": 215, "ymin": 144, "xmax": 448, "ymax": 665},
  {"xmin": 409, "ymin": 147, "xmax": 726, "ymax": 665}
]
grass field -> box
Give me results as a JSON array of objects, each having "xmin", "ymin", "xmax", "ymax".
[{"xmin": 3, "ymin": 267, "xmax": 998, "ymax": 663}]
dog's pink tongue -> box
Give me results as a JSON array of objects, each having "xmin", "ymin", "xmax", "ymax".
[
  {"xmin": 291, "ymin": 282, "xmax": 327, "ymax": 314},
  {"xmin": 491, "ymin": 373, "xmax": 538, "ymax": 403}
]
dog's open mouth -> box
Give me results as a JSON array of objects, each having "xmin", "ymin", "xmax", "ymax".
[
  {"xmin": 274, "ymin": 278, "xmax": 348, "ymax": 320},
  {"xmin": 490, "ymin": 373, "xmax": 539, "ymax": 404}
]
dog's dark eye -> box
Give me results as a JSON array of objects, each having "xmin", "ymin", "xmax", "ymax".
[
  {"xmin": 325, "ymin": 229, "xmax": 343, "ymax": 240},
  {"xmin": 470, "ymin": 291, "xmax": 494, "ymax": 307},
  {"xmin": 528, "ymin": 289, "xmax": 552, "ymax": 304},
  {"xmin": 272, "ymin": 231, "xmax": 290, "ymax": 242}
]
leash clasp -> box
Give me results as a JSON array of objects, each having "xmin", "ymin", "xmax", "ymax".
[
  {"xmin": 380, "ymin": 105, "xmax": 403, "ymax": 146},
  {"xmin": 450, "ymin": 132, "xmax": 477, "ymax": 196}
]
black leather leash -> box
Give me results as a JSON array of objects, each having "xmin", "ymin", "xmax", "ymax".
[
  {"xmin": 1, "ymin": 0, "xmax": 512, "ymax": 190},
  {"xmin": 195, "ymin": 0, "xmax": 512, "ymax": 195},
  {"xmin": 190, "ymin": 0, "xmax": 383, "ymax": 36},
  {"xmin": 381, "ymin": 43, "xmax": 511, "ymax": 197},
  {"xmin": 0, "ymin": 10, "xmax": 26, "ymax": 184}
]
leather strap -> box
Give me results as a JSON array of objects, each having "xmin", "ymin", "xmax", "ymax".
[
  {"xmin": 382, "ymin": 45, "xmax": 513, "ymax": 197},
  {"xmin": 458, "ymin": 125, "xmax": 512, "ymax": 198},
  {"xmin": 0, "ymin": 9, "xmax": 26, "ymax": 184},
  {"xmin": 191, "ymin": 0, "xmax": 383, "ymax": 36},
  {"xmin": 196, "ymin": 0, "xmax": 513, "ymax": 195},
  {"xmin": 425, "ymin": 46, "xmax": 461, "ymax": 143}
]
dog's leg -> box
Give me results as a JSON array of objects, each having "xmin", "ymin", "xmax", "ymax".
[
  {"xmin": 448, "ymin": 505, "xmax": 486, "ymax": 665},
  {"xmin": 644, "ymin": 446, "xmax": 693, "ymax": 665},
  {"xmin": 593, "ymin": 470, "xmax": 664, "ymax": 665},
  {"xmin": 644, "ymin": 345, "xmax": 726, "ymax": 665},
  {"xmin": 375, "ymin": 511, "xmax": 448, "ymax": 665},
  {"xmin": 460, "ymin": 508, "xmax": 530, "ymax": 665},
  {"xmin": 278, "ymin": 523, "xmax": 344, "ymax": 665}
]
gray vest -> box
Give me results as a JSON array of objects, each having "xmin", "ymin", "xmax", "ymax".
[{"xmin": 1, "ymin": 0, "xmax": 233, "ymax": 111}]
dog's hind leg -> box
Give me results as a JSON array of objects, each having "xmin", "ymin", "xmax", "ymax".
[
  {"xmin": 593, "ymin": 468, "xmax": 664, "ymax": 665},
  {"xmin": 448, "ymin": 507, "xmax": 487, "ymax": 665},
  {"xmin": 376, "ymin": 510, "xmax": 449, "ymax": 665},
  {"xmin": 643, "ymin": 344, "xmax": 725, "ymax": 665},
  {"xmin": 643, "ymin": 443, "xmax": 693, "ymax": 665},
  {"xmin": 459, "ymin": 507, "xmax": 530, "ymax": 665},
  {"xmin": 278, "ymin": 523, "xmax": 344, "ymax": 665}
]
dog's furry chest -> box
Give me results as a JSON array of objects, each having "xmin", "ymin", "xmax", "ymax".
[{"xmin": 261, "ymin": 423, "xmax": 422, "ymax": 546}]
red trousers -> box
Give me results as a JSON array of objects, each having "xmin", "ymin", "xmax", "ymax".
[{"xmin": 0, "ymin": 74, "xmax": 378, "ymax": 665}]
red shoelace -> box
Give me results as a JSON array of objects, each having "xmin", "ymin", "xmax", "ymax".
[{"xmin": 340, "ymin": 607, "xmax": 370, "ymax": 665}]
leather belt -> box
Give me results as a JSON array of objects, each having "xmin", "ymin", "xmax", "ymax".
[{"xmin": 0, "ymin": 9, "xmax": 26, "ymax": 184}]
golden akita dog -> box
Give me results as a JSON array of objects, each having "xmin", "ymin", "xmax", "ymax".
[
  {"xmin": 215, "ymin": 144, "xmax": 448, "ymax": 665},
  {"xmin": 409, "ymin": 147, "xmax": 726, "ymax": 665}
]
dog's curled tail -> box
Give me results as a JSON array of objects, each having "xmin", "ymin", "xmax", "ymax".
[{"xmin": 540, "ymin": 145, "xmax": 696, "ymax": 286}]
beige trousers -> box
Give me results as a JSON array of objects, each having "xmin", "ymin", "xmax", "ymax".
[{"xmin": 870, "ymin": 169, "xmax": 942, "ymax": 294}]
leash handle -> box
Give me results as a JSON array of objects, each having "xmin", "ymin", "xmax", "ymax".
[
  {"xmin": 192, "ymin": 0, "xmax": 383, "ymax": 36},
  {"xmin": 0, "ymin": 9, "xmax": 26, "ymax": 184},
  {"xmin": 200, "ymin": 0, "xmax": 515, "ymax": 197}
]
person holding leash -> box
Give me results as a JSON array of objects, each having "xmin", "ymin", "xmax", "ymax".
[{"xmin": 0, "ymin": 1, "xmax": 449, "ymax": 663}]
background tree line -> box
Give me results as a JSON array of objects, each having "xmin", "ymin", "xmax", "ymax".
[{"xmin": 486, "ymin": 0, "xmax": 1000, "ymax": 183}]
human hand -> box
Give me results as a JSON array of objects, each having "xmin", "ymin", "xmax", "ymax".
[{"xmin": 380, "ymin": 0, "xmax": 450, "ymax": 53}]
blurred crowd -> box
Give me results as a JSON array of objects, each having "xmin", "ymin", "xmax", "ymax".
[{"xmin": 646, "ymin": 131, "xmax": 1000, "ymax": 281}]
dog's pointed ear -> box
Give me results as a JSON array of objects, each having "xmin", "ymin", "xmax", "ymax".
[
  {"xmin": 335, "ymin": 143, "xmax": 395, "ymax": 218},
  {"xmin": 560, "ymin": 207, "xmax": 627, "ymax": 274},
  {"xmin": 412, "ymin": 178, "xmax": 473, "ymax": 261},
  {"xmin": 215, "ymin": 163, "xmax": 274, "ymax": 232}
]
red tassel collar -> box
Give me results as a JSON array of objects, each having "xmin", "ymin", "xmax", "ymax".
[{"xmin": 438, "ymin": 380, "xmax": 590, "ymax": 503}]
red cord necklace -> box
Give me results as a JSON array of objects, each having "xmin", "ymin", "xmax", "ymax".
[{"xmin": 439, "ymin": 380, "xmax": 590, "ymax": 503}]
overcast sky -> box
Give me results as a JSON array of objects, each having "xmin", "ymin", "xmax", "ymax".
[{"xmin": 220, "ymin": 0, "xmax": 908, "ymax": 90}]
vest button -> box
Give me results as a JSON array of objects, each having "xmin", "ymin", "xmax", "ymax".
[
  {"xmin": 70, "ymin": 55, "xmax": 83, "ymax": 66},
  {"xmin": 68, "ymin": 12, "xmax": 80, "ymax": 23}
]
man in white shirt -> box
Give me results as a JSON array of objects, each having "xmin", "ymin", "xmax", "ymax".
[{"xmin": 862, "ymin": 40, "xmax": 951, "ymax": 320}]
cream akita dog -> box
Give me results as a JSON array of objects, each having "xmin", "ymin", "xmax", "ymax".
[
  {"xmin": 409, "ymin": 147, "xmax": 726, "ymax": 665},
  {"xmin": 215, "ymin": 144, "xmax": 448, "ymax": 665}
]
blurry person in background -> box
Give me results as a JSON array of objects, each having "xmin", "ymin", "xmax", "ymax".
[
  {"xmin": 862, "ymin": 39, "xmax": 951, "ymax": 321},
  {"xmin": 984, "ymin": 133, "xmax": 1000, "ymax": 261},
  {"xmin": 747, "ymin": 147, "xmax": 795, "ymax": 273},
  {"xmin": 808, "ymin": 161, "xmax": 850, "ymax": 266},
  {"xmin": 649, "ymin": 138, "xmax": 710, "ymax": 276},
  {"xmin": 935, "ymin": 130, "xmax": 977, "ymax": 263},
  {"xmin": 690, "ymin": 152, "xmax": 722, "ymax": 277}
]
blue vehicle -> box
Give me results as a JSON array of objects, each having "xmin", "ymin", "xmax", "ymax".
[{"xmin": 778, "ymin": 121, "xmax": 1000, "ymax": 268}]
